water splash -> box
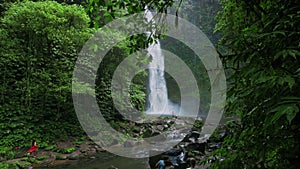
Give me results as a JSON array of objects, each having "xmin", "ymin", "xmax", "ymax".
[
  {"xmin": 146, "ymin": 41, "xmax": 169, "ymax": 114},
  {"xmin": 144, "ymin": 10, "xmax": 179, "ymax": 116}
]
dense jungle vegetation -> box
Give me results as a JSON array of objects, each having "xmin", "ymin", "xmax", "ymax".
[{"xmin": 0, "ymin": 0, "xmax": 299, "ymax": 168}]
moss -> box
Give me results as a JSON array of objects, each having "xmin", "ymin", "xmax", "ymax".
[
  {"xmin": 44, "ymin": 145, "xmax": 56, "ymax": 151},
  {"xmin": 72, "ymin": 141, "xmax": 84, "ymax": 145},
  {"xmin": 0, "ymin": 162, "xmax": 10, "ymax": 169},
  {"xmin": 14, "ymin": 161, "xmax": 31, "ymax": 168},
  {"xmin": 36, "ymin": 155, "xmax": 49, "ymax": 161},
  {"xmin": 56, "ymin": 147, "xmax": 76, "ymax": 154}
]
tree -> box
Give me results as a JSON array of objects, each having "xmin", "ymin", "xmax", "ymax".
[
  {"xmin": 0, "ymin": 1, "xmax": 92, "ymax": 147},
  {"xmin": 211, "ymin": 0, "xmax": 300, "ymax": 168},
  {"xmin": 86, "ymin": 0, "xmax": 176, "ymax": 28},
  {"xmin": 85, "ymin": 0, "xmax": 181, "ymax": 123}
]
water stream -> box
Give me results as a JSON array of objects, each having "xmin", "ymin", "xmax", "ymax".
[{"xmin": 36, "ymin": 152, "xmax": 150, "ymax": 169}]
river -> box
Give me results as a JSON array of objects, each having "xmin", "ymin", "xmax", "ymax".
[{"xmin": 36, "ymin": 151, "xmax": 150, "ymax": 169}]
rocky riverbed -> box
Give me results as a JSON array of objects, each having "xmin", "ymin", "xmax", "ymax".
[{"xmin": 2, "ymin": 116, "xmax": 227, "ymax": 169}]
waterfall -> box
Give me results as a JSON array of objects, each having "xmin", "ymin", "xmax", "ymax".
[
  {"xmin": 144, "ymin": 10, "xmax": 179, "ymax": 116},
  {"xmin": 146, "ymin": 41, "xmax": 169, "ymax": 114}
]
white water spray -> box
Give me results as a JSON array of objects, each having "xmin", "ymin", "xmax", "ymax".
[
  {"xmin": 144, "ymin": 11, "xmax": 179, "ymax": 116},
  {"xmin": 146, "ymin": 41, "xmax": 169, "ymax": 114}
]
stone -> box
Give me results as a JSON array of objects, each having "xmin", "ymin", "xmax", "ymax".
[
  {"xmin": 124, "ymin": 140, "xmax": 135, "ymax": 147},
  {"xmin": 186, "ymin": 142, "xmax": 206, "ymax": 154},
  {"xmin": 152, "ymin": 130, "xmax": 161, "ymax": 136},
  {"xmin": 143, "ymin": 128, "xmax": 153, "ymax": 138},
  {"xmin": 80, "ymin": 149, "xmax": 87, "ymax": 153},
  {"xmin": 191, "ymin": 131, "xmax": 201, "ymax": 139},
  {"xmin": 110, "ymin": 139, "xmax": 118, "ymax": 146},
  {"xmin": 131, "ymin": 126, "xmax": 141, "ymax": 133},
  {"xmin": 0, "ymin": 157, "xmax": 5, "ymax": 162},
  {"xmin": 208, "ymin": 143, "xmax": 221, "ymax": 150},
  {"xmin": 55, "ymin": 154, "xmax": 67, "ymax": 160},
  {"xmin": 87, "ymin": 148, "xmax": 97, "ymax": 156},
  {"xmin": 96, "ymin": 147, "xmax": 106, "ymax": 152},
  {"xmin": 156, "ymin": 125, "xmax": 164, "ymax": 131},
  {"xmin": 68, "ymin": 154, "xmax": 79, "ymax": 160},
  {"xmin": 163, "ymin": 148, "xmax": 182, "ymax": 156},
  {"xmin": 189, "ymin": 137, "xmax": 196, "ymax": 143}
]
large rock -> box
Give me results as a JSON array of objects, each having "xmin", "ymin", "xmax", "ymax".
[
  {"xmin": 143, "ymin": 127, "xmax": 161, "ymax": 138},
  {"xmin": 95, "ymin": 146, "xmax": 105, "ymax": 152},
  {"xmin": 124, "ymin": 140, "xmax": 142, "ymax": 147},
  {"xmin": 68, "ymin": 154, "xmax": 79, "ymax": 160},
  {"xmin": 124, "ymin": 140, "xmax": 135, "ymax": 147},
  {"xmin": 131, "ymin": 126, "xmax": 141, "ymax": 133},
  {"xmin": 162, "ymin": 148, "xmax": 182, "ymax": 156},
  {"xmin": 55, "ymin": 154, "xmax": 67, "ymax": 160},
  {"xmin": 190, "ymin": 131, "xmax": 201, "ymax": 139},
  {"xmin": 186, "ymin": 142, "xmax": 206, "ymax": 154}
]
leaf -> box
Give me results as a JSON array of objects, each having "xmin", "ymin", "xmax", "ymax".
[
  {"xmin": 283, "ymin": 76, "xmax": 295, "ymax": 89},
  {"xmin": 269, "ymin": 105, "xmax": 299, "ymax": 124},
  {"xmin": 286, "ymin": 110, "xmax": 297, "ymax": 124}
]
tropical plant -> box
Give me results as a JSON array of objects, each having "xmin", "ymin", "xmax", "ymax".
[
  {"xmin": 0, "ymin": 0, "xmax": 92, "ymax": 147},
  {"xmin": 210, "ymin": 0, "xmax": 300, "ymax": 168}
]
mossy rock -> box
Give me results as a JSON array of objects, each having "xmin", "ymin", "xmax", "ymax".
[
  {"xmin": 16, "ymin": 161, "xmax": 31, "ymax": 168},
  {"xmin": 26, "ymin": 157, "xmax": 37, "ymax": 163},
  {"xmin": 72, "ymin": 141, "xmax": 84, "ymax": 145},
  {"xmin": 88, "ymin": 142, "xmax": 96, "ymax": 145},
  {"xmin": 21, "ymin": 157, "xmax": 28, "ymax": 161},
  {"xmin": 68, "ymin": 154, "xmax": 79, "ymax": 160},
  {"xmin": 44, "ymin": 145, "xmax": 56, "ymax": 151},
  {"xmin": 36, "ymin": 155, "xmax": 49, "ymax": 161},
  {"xmin": 193, "ymin": 120, "xmax": 203, "ymax": 129},
  {"xmin": 55, "ymin": 154, "xmax": 67, "ymax": 160},
  {"xmin": 131, "ymin": 126, "xmax": 141, "ymax": 133},
  {"xmin": 56, "ymin": 147, "xmax": 76, "ymax": 154},
  {"xmin": 80, "ymin": 149, "xmax": 87, "ymax": 153}
]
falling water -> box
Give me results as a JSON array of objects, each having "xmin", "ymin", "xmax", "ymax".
[
  {"xmin": 146, "ymin": 41, "xmax": 169, "ymax": 114},
  {"xmin": 144, "ymin": 10, "xmax": 179, "ymax": 116}
]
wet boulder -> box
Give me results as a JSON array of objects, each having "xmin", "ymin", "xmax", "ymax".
[{"xmin": 186, "ymin": 142, "xmax": 206, "ymax": 154}]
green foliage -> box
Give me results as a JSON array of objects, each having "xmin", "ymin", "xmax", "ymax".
[
  {"xmin": 0, "ymin": 1, "xmax": 91, "ymax": 148},
  {"xmin": 174, "ymin": 0, "xmax": 221, "ymax": 44},
  {"xmin": 83, "ymin": 0, "xmax": 181, "ymax": 131},
  {"xmin": 211, "ymin": 0, "xmax": 300, "ymax": 168},
  {"xmin": 193, "ymin": 120, "xmax": 203, "ymax": 129},
  {"xmin": 0, "ymin": 162, "xmax": 10, "ymax": 169},
  {"xmin": 85, "ymin": 0, "xmax": 176, "ymax": 28},
  {"xmin": 36, "ymin": 155, "xmax": 49, "ymax": 161},
  {"xmin": 56, "ymin": 147, "xmax": 76, "ymax": 154},
  {"xmin": 95, "ymin": 40, "xmax": 148, "ymax": 124},
  {"xmin": 0, "ymin": 162, "xmax": 20, "ymax": 169},
  {"xmin": 24, "ymin": 157, "xmax": 37, "ymax": 164},
  {"xmin": 0, "ymin": 147, "xmax": 15, "ymax": 160},
  {"xmin": 72, "ymin": 140, "xmax": 84, "ymax": 145},
  {"xmin": 44, "ymin": 145, "xmax": 56, "ymax": 151}
]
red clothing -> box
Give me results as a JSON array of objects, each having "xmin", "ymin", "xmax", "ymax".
[{"xmin": 28, "ymin": 145, "xmax": 38, "ymax": 153}]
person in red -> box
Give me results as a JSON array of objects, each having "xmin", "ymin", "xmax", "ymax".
[{"xmin": 28, "ymin": 139, "xmax": 38, "ymax": 157}]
